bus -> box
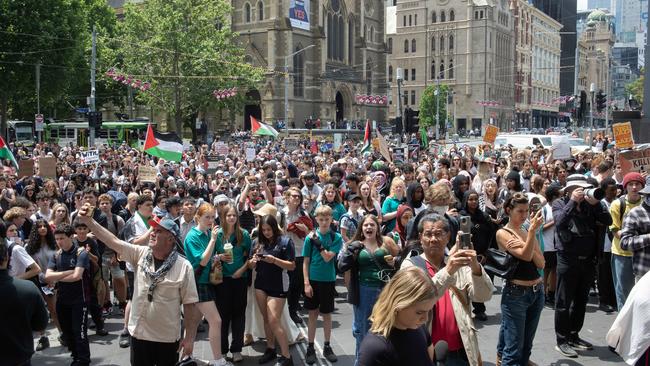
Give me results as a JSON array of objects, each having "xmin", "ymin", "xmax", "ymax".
[
  {"xmin": 7, "ymin": 120, "xmax": 35, "ymax": 147},
  {"xmin": 44, "ymin": 120, "xmax": 155, "ymax": 148}
]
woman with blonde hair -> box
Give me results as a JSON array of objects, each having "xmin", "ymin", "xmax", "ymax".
[
  {"xmin": 381, "ymin": 178, "xmax": 406, "ymax": 232},
  {"xmin": 357, "ymin": 267, "xmax": 438, "ymax": 366},
  {"xmin": 49, "ymin": 203, "xmax": 70, "ymax": 230}
]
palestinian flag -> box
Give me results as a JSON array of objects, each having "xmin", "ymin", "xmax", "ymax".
[
  {"xmin": 0, "ymin": 136, "xmax": 18, "ymax": 169},
  {"xmin": 361, "ymin": 119, "xmax": 371, "ymax": 154},
  {"xmin": 143, "ymin": 124, "xmax": 183, "ymax": 162},
  {"xmin": 251, "ymin": 116, "xmax": 278, "ymax": 138},
  {"xmin": 419, "ymin": 127, "xmax": 429, "ymax": 149}
]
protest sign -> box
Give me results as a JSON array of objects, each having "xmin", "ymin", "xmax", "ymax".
[
  {"xmin": 206, "ymin": 156, "xmax": 220, "ymax": 174},
  {"xmin": 551, "ymin": 136, "xmax": 571, "ymax": 160},
  {"xmin": 39, "ymin": 157, "xmax": 57, "ymax": 178},
  {"xmin": 284, "ymin": 138, "xmax": 299, "ymax": 152},
  {"xmin": 245, "ymin": 147, "xmax": 257, "ymax": 162},
  {"xmin": 408, "ymin": 144, "xmax": 420, "ymax": 161},
  {"xmin": 483, "ymin": 125, "xmax": 499, "ymax": 144},
  {"xmin": 80, "ymin": 149, "xmax": 99, "ymax": 165},
  {"xmin": 392, "ymin": 147, "xmax": 407, "ymax": 163},
  {"xmin": 376, "ymin": 130, "xmax": 392, "ymax": 163},
  {"xmin": 613, "ymin": 122, "xmax": 634, "ymax": 149},
  {"xmin": 18, "ymin": 159, "xmax": 34, "ymax": 178},
  {"xmin": 333, "ymin": 134, "xmax": 342, "ymax": 151},
  {"xmin": 138, "ymin": 165, "xmax": 158, "ymax": 183},
  {"xmin": 214, "ymin": 141, "xmax": 229, "ymax": 155},
  {"xmin": 619, "ymin": 147, "xmax": 650, "ymax": 174}
]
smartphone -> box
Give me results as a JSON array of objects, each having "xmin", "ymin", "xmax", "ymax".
[
  {"xmin": 460, "ymin": 233, "xmax": 473, "ymax": 249},
  {"xmin": 256, "ymin": 253, "xmax": 267, "ymax": 259},
  {"xmin": 460, "ymin": 216, "xmax": 472, "ymax": 234}
]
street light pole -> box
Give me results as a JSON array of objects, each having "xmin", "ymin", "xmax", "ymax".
[
  {"xmin": 396, "ymin": 68, "xmax": 404, "ymax": 144},
  {"xmin": 284, "ymin": 44, "xmax": 315, "ymax": 130},
  {"xmin": 590, "ymin": 82, "xmax": 595, "ymax": 146},
  {"xmin": 435, "ymin": 78, "xmax": 440, "ymax": 141},
  {"xmin": 89, "ymin": 26, "xmax": 97, "ymax": 148}
]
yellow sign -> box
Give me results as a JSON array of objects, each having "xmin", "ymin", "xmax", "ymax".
[
  {"xmin": 483, "ymin": 125, "xmax": 499, "ymax": 144},
  {"xmin": 371, "ymin": 138, "xmax": 380, "ymax": 151},
  {"xmin": 613, "ymin": 122, "xmax": 634, "ymax": 149}
]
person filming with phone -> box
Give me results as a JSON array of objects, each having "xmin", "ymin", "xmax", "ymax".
[{"xmin": 552, "ymin": 174, "xmax": 612, "ymax": 358}]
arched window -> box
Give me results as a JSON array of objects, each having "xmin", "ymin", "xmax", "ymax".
[
  {"xmin": 244, "ymin": 3, "xmax": 251, "ymax": 23},
  {"xmin": 431, "ymin": 37, "xmax": 435, "ymax": 51},
  {"xmin": 293, "ymin": 45, "xmax": 305, "ymax": 97},
  {"xmin": 449, "ymin": 10, "xmax": 455, "ymax": 21},
  {"xmin": 439, "ymin": 62, "xmax": 445, "ymax": 79},
  {"xmin": 415, "ymin": 14, "xmax": 418, "ymax": 26},
  {"xmin": 449, "ymin": 59, "xmax": 454, "ymax": 78},
  {"xmin": 431, "ymin": 60, "xmax": 436, "ymax": 79},
  {"xmin": 404, "ymin": 40, "xmax": 409, "ymax": 53},
  {"xmin": 370, "ymin": 26, "xmax": 374, "ymax": 43},
  {"xmin": 411, "ymin": 39, "xmax": 416, "ymax": 52},
  {"xmin": 349, "ymin": 18, "xmax": 354, "ymax": 64},
  {"xmin": 388, "ymin": 65, "xmax": 393, "ymax": 82},
  {"xmin": 440, "ymin": 36, "xmax": 445, "ymax": 52},
  {"xmin": 327, "ymin": 14, "xmax": 333, "ymax": 59},
  {"xmin": 432, "ymin": 11, "xmax": 437, "ymax": 23},
  {"xmin": 366, "ymin": 59, "xmax": 373, "ymax": 94},
  {"xmin": 387, "ymin": 38, "xmax": 393, "ymax": 54},
  {"xmin": 257, "ymin": 1, "xmax": 264, "ymax": 20},
  {"xmin": 441, "ymin": 11, "xmax": 446, "ymax": 22},
  {"xmin": 449, "ymin": 35, "xmax": 454, "ymax": 50},
  {"xmin": 337, "ymin": 16, "xmax": 344, "ymax": 60}
]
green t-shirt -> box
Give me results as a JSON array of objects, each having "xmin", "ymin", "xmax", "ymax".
[
  {"xmin": 381, "ymin": 196, "xmax": 401, "ymax": 231},
  {"xmin": 302, "ymin": 230, "xmax": 343, "ymax": 282},
  {"xmin": 183, "ymin": 227, "xmax": 214, "ymax": 284},
  {"xmin": 215, "ymin": 229, "xmax": 252, "ymax": 278},
  {"xmin": 358, "ymin": 247, "xmax": 389, "ymax": 287},
  {"xmin": 317, "ymin": 201, "xmax": 347, "ymax": 222}
]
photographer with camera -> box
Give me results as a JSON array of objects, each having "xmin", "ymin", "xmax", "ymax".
[{"xmin": 552, "ymin": 174, "xmax": 612, "ymax": 358}]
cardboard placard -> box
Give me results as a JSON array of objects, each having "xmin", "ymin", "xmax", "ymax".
[
  {"xmin": 613, "ymin": 122, "xmax": 634, "ymax": 149},
  {"xmin": 214, "ymin": 141, "xmax": 229, "ymax": 155},
  {"xmin": 483, "ymin": 125, "xmax": 499, "ymax": 144},
  {"xmin": 80, "ymin": 149, "xmax": 99, "ymax": 165},
  {"xmin": 618, "ymin": 147, "xmax": 650, "ymax": 174},
  {"xmin": 408, "ymin": 144, "xmax": 420, "ymax": 161},
  {"xmin": 376, "ymin": 131, "xmax": 392, "ymax": 163},
  {"xmin": 245, "ymin": 147, "xmax": 256, "ymax": 162},
  {"xmin": 39, "ymin": 157, "xmax": 57, "ymax": 179},
  {"xmin": 552, "ymin": 136, "xmax": 571, "ymax": 160},
  {"xmin": 333, "ymin": 133, "xmax": 343, "ymax": 151},
  {"xmin": 284, "ymin": 138, "xmax": 299, "ymax": 152},
  {"xmin": 138, "ymin": 165, "xmax": 158, "ymax": 183},
  {"xmin": 206, "ymin": 156, "xmax": 221, "ymax": 174},
  {"xmin": 18, "ymin": 159, "xmax": 35, "ymax": 178}
]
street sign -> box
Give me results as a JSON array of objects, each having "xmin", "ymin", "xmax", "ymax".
[{"xmin": 35, "ymin": 114, "xmax": 44, "ymax": 132}]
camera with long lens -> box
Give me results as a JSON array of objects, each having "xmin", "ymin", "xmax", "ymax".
[{"xmin": 585, "ymin": 187, "xmax": 604, "ymax": 200}]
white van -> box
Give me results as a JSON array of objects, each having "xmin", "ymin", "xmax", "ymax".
[{"xmin": 494, "ymin": 134, "xmax": 553, "ymax": 149}]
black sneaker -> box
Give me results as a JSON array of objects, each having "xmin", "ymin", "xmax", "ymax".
[
  {"xmin": 119, "ymin": 331, "xmax": 131, "ymax": 348},
  {"xmin": 599, "ymin": 304, "xmax": 615, "ymax": 313},
  {"xmin": 95, "ymin": 328, "xmax": 109, "ymax": 336},
  {"xmin": 35, "ymin": 336, "xmax": 50, "ymax": 351},
  {"xmin": 58, "ymin": 335, "xmax": 67, "ymax": 348},
  {"xmin": 323, "ymin": 344, "xmax": 338, "ymax": 362},
  {"xmin": 305, "ymin": 346, "xmax": 317, "ymax": 365},
  {"xmin": 258, "ymin": 348, "xmax": 277, "ymax": 364},
  {"xmin": 556, "ymin": 343, "xmax": 578, "ymax": 358},
  {"xmin": 569, "ymin": 338, "xmax": 593, "ymax": 351},
  {"xmin": 474, "ymin": 312, "xmax": 488, "ymax": 321},
  {"xmin": 290, "ymin": 312, "xmax": 303, "ymax": 325},
  {"xmin": 274, "ymin": 356, "xmax": 293, "ymax": 366}
]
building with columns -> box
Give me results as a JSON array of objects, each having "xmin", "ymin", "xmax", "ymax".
[
  {"xmin": 387, "ymin": 0, "xmax": 515, "ymax": 133},
  {"xmin": 530, "ymin": 4, "xmax": 561, "ymax": 128}
]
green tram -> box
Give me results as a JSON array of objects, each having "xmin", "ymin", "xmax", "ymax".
[{"xmin": 44, "ymin": 120, "xmax": 154, "ymax": 148}]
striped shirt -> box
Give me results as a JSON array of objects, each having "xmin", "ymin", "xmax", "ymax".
[{"xmin": 620, "ymin": 200, "xmax": 650, "ymax": 277}]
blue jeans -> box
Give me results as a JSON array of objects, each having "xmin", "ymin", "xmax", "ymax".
[
  {"xmin": 611, "ymin": 254, "xmax": 635, "ymax": 311},
  {"xmin": 353, "ymin": 284, "xmax": 383, "ymax": 366},
  {"xmin": 497, "ymin": 284, "xmax": 544, "ymax": 366}
]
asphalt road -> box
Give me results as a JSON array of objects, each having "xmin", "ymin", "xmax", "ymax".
[{"xmin": 33, "ymin": 277, "xmax": 625, "ymax": 366}]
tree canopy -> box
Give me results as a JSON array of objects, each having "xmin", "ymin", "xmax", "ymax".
[{"xmin": 418, "ymin": 83, "xmax": 450, "ymax": 132}]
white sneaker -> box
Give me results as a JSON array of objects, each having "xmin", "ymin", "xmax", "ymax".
[
  {"xmin": 232, "ymin": 352, "xmax": 243, "ymax": 363},
  {"xmin": 213, "ymin": 358, "xmax": 234, "ymax": 366}
]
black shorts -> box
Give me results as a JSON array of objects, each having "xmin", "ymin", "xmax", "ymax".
[
  {"xmin": 197, "ymin": 284, "xmax": 216, "ymax": 303},
  {"xmin": 256, "ymin": 287, "xmax": 288, "ymax": 299},
  {"xmin": 303, "ymin": 280, "xmax": 336, "ymax": 314},
  {"xmin": 544, "ymin": 252, "xmax": 557, "ymax": 269},
  {"xmin": 126, "ymin": 271, "xmax": 135, "ymax": 300}
]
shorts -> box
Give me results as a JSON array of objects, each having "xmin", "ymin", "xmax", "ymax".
[
  {"xmin": 101, "ymin": 255, "xmax": 125, "ymax": 280},
  {"xmin": 256, "ymin": 287, "xmax": 288, "ymax": 299},
  {"xmin": 126, "ymin": 271, "xmax": 135, "ymax": 301},
  {"xmin": 303, "ymin": 280, "xmax": 336, "ymax": 314},
  {"xmin": 544, "ymin": 251, "xmax": 557, "ymax": 269},
  {"xmin": 197, "ymin": 284, "xmax": 216, "ymax": 303}
]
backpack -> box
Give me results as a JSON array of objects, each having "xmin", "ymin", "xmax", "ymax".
[{"xmin": 608, "ymin": 196, "xmax": 626, "ymax": 241}]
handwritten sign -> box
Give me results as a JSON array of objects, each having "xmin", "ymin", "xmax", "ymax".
[
  {"xmin": 80, "ymin": 149, "xmax": 99, "ymax": 165},
  {"xmin": 376, "ymin": 130, "xmax": 392, "ymax": 163},
  {"xmin": 619, "ymin": 147, "xmax": 650, "ymax": 174},
  {"xmin": 138, "ymin": 165, "xmax": 158, "ymax": 183},
  {"xmin": 483, "ymin": 125, "xmax": 499, "ymax": 144},
  {"xmin": 613, "ymin": 122, "xmax": 634, "ymax": 149},
  {"xmin": 206, "ymin": 156, "xmax": 221, "ymax": 174},
  {"xmin": 18, "ymin": 159, "xmax": 34, "ymax": 178},
  {"xmin": 245, "ymin": 147, "xmax": 257, "ymax": 162},
  {"xmin": 284, "ymin": 138, "xmax": 299, "ymax": 152},
  {"xmin": 214, "ymin": 141, "xmax": 229, "ymax": 155},
  {"xmin": 39, "ymin": 157, "xmax": 57, "ymax": 179}
]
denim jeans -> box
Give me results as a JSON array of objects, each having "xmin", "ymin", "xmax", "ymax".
[
  {"xmin": 353, "ymin": 284, "xmax": 383, "ymax": 366},
  {"xmin": 611, "ymin": 254, "xmax": 635, "ymax": 311},
  {"xmin": 497, "ymin": 283, "xmax": 544, "ymax": 366}
]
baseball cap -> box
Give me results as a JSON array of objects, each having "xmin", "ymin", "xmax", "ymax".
[{"xmin": 148, "ymin": 216, "xmax": 181, "ymax": 238}]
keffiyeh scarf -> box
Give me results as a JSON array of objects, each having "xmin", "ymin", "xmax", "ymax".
[{"xmin": 142, "ymin": 248, "xmax": 179, "ymax": 301}]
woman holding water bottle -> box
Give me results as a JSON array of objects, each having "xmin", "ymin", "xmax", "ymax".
[
  {"xmin": 184, "ymin": 203, "xmax": 232, "ymax": 366},
  {"xmin": 214, "ymin": 204, "xmax": 253, "ymax": 363}
]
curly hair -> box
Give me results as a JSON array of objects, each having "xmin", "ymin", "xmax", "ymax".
[{"xmin": 26, "ymin": 219, "xmax": 57, "ymax": 255}]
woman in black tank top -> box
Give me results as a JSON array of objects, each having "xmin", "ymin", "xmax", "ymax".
[{"xmin": 495, "ymin": 192, "xmax": 545, "ymax": 366}]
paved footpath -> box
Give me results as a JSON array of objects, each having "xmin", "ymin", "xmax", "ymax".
[{"xmin": 33, "ymin": 277, "xmax": 626, "ymax": 365}]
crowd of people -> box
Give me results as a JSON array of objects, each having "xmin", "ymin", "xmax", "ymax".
[{"xmin": 1, "ymin": 134, "xmax": 650, "ymax": 366}]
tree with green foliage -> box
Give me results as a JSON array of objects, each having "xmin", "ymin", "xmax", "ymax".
[
  {"xmin": 117, "ymin": 0, "xmax": 264, "ymax": 134},
  {"xmin": 0, "ymin": 0, "xmax": 118, "ymax": 139},
  {"xmin": 626, "ymin": 68, "xmax": 644, "ymax": 105},
  {"xmin": 418, "ymin": 83, "xmax": 449, "ymax": 134}
]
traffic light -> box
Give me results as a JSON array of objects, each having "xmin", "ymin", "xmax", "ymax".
[
  {"xmin": 87, "ymin": 111, "xmax": 102, "ymax": 129},
  {"xmin": 579, "ymin": 91, "xmax": 588, "ymax": 120},
  {"xmin": 596, "ymin": 90, "xmax": 607, "ymax": 113}
]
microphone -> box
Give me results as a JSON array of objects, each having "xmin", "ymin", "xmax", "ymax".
[{"xmin": 434, "ymin": 340, "xmax": 448, "ymax": 366}]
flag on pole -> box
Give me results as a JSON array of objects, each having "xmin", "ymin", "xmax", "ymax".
[
  {"xmin": 0, "ymin": 136, "xmax": 18, "ymax": 169},
  {"xmin": 419, "ymin": 127, "xmax": 428, "ymax": 149},
  {"xmin": 361, "ymin": 119, "xmax": 371, "ymax": 154},
  {"xmin": 143, "ymin": 124, "xmax": 183, "ymax": 162},
  {"xmin": 251, "ymin": 116, "xmax": 279, "ymax": 138}
]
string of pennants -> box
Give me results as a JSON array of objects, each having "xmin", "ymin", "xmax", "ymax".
[
  {"xmin": 355, "ymin": 94, "xmax": 388, "ymax": 105},
  {"xmin": 105, "ymin": 68, "xmax": 152, "ymax": 91},
  {"xmin": 212, "ymin": 88, "xmax": 238, "ymax": 100},
  {"xmin": 476, "ymin": 100, "xmax": 502, "ymax": 107}
]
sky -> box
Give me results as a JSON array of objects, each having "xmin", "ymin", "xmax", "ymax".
[{"xmin": 578, "ymin": 0, "xmax": 587, "ymax": 11}]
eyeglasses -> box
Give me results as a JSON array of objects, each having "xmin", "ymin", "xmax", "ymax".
[
  {"xmin": 421, "ymin": 230, "xmax": 448, "ymax": 239},
  {"xmin": 289, "ymin": 194, "xmax": 301, "ymax": 198}
]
